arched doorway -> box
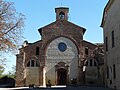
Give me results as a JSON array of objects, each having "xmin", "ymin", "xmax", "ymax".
[
  {"xmin": 57, "ymin": 68, "xmax": 67, "ymax": 85},
  {"xmin": 84, "ymin": 58, "xmax": 98, "ymax": 85}
]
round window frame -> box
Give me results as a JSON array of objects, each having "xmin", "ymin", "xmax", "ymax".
[{"xmin": 58, "ymin": 42, "xmax": 67, "ymax": 52}]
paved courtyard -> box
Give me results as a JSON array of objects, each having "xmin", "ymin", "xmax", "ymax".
[{"xmin": 0, "ymin": 86, "xmax": 114, "ymax": 90}]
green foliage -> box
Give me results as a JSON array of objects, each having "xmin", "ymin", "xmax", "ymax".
[
  {"xmin": 0, "ymin": 65, "xmax": 15, "ymax": 79},
  {"xmin": 0, "ymin": 65, "xmax": 5, "ymax": 78},
  {"xmin": 3, "ymin": 72, "xmax": 15, "ymax": 78}
]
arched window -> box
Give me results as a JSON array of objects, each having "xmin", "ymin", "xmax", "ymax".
[
  {"xmin": 85, "ymin": 61, "xmax": 88, "ymax": 66},
  {"xmin": 85, "ymin": 59, "xmax": 97, "ymax": 67},
  {"xmin": 27, "ymin": 60, "xmax": 39, "ymax": 67},
  {"xmin": 90, "ymin": 59, "xmax": 92, "ymax": 66},
  {"xmin": 59, "ymin": 12, "xmax": 65, "ymax": 20},
  {"xmin": 94, "ymin": 60, "xmax": 97, "ymax": 66},
  {"xmin": 36, "ymin": 47, "xmax": 39, "ymax": 55}
]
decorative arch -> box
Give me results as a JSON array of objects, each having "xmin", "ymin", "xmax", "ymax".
[
  {"xmin": 55, "ymin": 62, "xmax": 68, "ymax": 71},
  {"xmin": 55, "ymin": 62, "xmax": 68, "ymax": 85},
  {"xmin": 25, "ymin": 56, "xmax": 40, "ymax": 86},
  {"xmin": 42, "ymin": 35, "xmax": 80, "ymax": 55},
  {"xmin": 25, "ymin": 55, "xmax": 40, "ymax": 67},
  {"xmin": 84, "ymin": 58, "xmax": 98, "ymax": 67},
  {"xmin": 40, "ymin": 35, "xmax": 80, "ymax": 67},
  {"xmin": 83, "ymin": 57, "xmax": 99, "ymax": 85}
]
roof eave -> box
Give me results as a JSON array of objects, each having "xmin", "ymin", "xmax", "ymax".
[{"xmin": 100, "ymin": 0, "xmax": 115, "ymax": 28}]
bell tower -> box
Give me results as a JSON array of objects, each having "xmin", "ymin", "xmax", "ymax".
[{"xmin": 55, "ymin": 7, "xmax": 69, "ymax": 21}]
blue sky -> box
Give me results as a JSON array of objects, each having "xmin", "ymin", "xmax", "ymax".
[{"xmin": 4, "ymin": 0, "xmax": 108, "ymax": 73}]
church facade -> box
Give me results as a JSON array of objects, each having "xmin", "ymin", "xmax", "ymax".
[{"xmin": 16, "ymin": 7, "xmax": 104, "ymax": 86}]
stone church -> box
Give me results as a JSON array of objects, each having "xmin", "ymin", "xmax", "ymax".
[{"xmin": 16, "ymin": 7, "xmax": 104, "ymax": 86}]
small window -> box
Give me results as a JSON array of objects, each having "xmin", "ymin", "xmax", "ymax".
[
  {"xmin": 59, "ymin": 12, "xmax": 65, "ymax": 20},
  {"xmin": 85, "ymin": 61, "xmax": 88, "ymax": 66},
  {"xmin": 31, "ymin": 60, "xmax": 34, "ymax": 67},
  {"xmin": 36, "ymin": 47, "xmax": 39, "ymax": 55},
  {"xmin": 85, "ymin": 47, "xmax": 88, "ymax": 55},
  {"xmin": 94, "ymin": 61, "xmax": 97, "ymax": 66},
  {"xmin": 36, "ymin": 61, "xmax": 39, "ymax": 67},
  {"xmin": 90, "ymin": 59, "xmax": 92, "ymax": 66},
  {"xmin": 107, "ymin": 66, "xmax": 109, "ymax": 79},
  {"xmin": 27, "ymin": 61, "xmax": 30, "ymax": 67},
  {"xmin": 110, "ymin": 80, "xmax": 112, "ymax": 84},
  {"xmin": 112, "ymin": 31, "xmax": 115, "ymax": 48},
  {"xmin": 113, "ymin": 64, "xmax": 116, "ymax": 79},
  {"xmin": 105, "ymin": 37, "xmax": 108, "ymax": 51}
]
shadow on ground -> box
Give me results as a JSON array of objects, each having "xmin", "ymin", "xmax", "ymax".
[{"xmin": 0, "ymin": 86, "xmax": 114, "ymax": 90}]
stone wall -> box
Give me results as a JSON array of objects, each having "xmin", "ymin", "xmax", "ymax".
[
  {"xmin": 16, "ymin": 7, "xmax": 103, "ymax": 86},
  {"xmin": 103, "ymin": 0, "xmax": 120, "ymax": 89},
  {"xmin": 45, "ymin": 37, "xmax": 78, "ymax": 85}
]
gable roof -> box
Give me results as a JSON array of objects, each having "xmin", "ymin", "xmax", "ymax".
[
  {"xmin": 83, "ymin": 40, "xmax": 97, "ymax": 49},
  {"xmin": 38, "ymin": 20, "xmax": 86, "ymax": 36}
]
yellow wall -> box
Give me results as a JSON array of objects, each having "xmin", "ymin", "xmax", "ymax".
[{"xmin": 26, "ymin": 67, "xmax": 39, "ymax": 86}]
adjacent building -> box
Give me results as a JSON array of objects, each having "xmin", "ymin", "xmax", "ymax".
[
  {"xmin": 101, "ymin": 0, "xmax": 120, "ymax": 89},
  {"xmin": 16, "ymin": 7, "xmax": 104, "ymax": 86}
]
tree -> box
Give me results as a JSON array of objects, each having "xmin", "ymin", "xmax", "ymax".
[
  {"xmin": 0, "ymin": 0, "xmax": 25, "ymax": 65},
  {"xmin": 7, "ymin": 65, "xmax": 16, "ymax": 78},
  {"xmin": 0, "ymin": 65, "xmax": 4, "ymax": 78},
  {"xmin": 0, "ymin": 65, "xmax": 16, "ymax": 78},
  {"xmin": 0, "ymin": 0, "xmax": 25, "ymax": 53}
]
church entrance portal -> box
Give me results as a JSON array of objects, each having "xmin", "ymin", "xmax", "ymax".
[{"xmin": 57, "ymin": 68, "xmax": 67, "ymax": 85}]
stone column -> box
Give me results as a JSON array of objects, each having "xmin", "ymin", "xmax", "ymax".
[{"xmin": 43, "ymin": 67, "xmax": 46, "ymax": 86}]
